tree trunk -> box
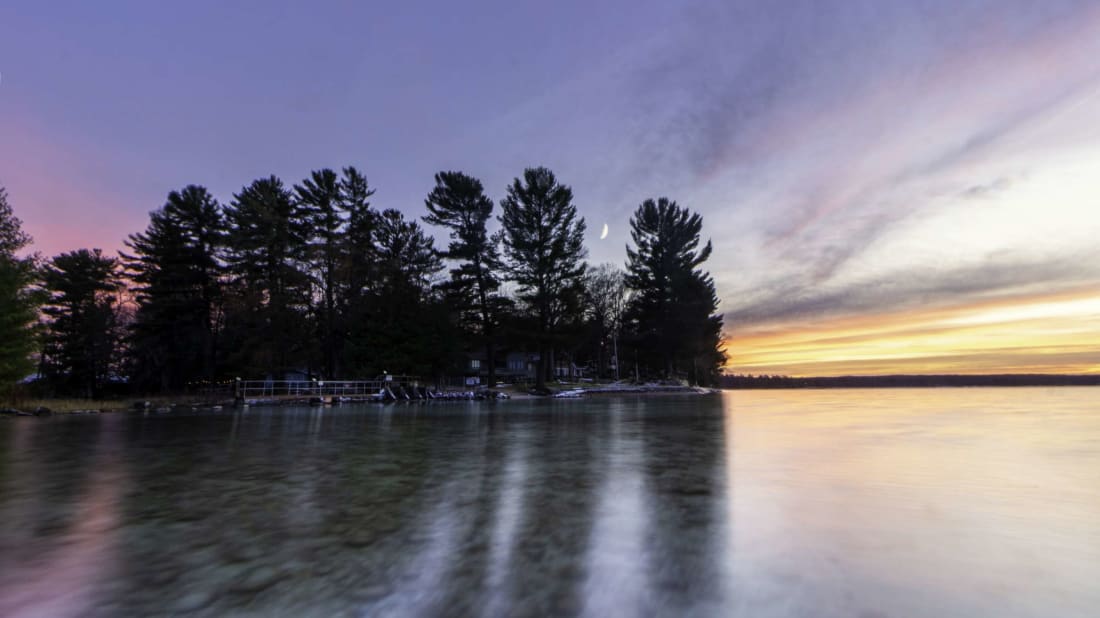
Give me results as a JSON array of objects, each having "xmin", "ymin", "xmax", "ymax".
[
  {"xmin": 535, "ymin": 342, "xmax": 547, "ymax": 391},
  {"xmin": 486, "ymin": 340, "xmax": 497, "ymax": 389},
  {"xmin": 596, "ymin": 337, "xmax": 603, "ymax": 382},
  {"xmin": 545, "ymin": 347, "xmax": 555, "ymax": 384},
  {"xmin": 612, "ymin": 333, "xmax": 620, "ymax": 381}
]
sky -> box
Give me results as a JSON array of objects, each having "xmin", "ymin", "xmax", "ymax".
[{"xmin": 2, "ymin": 0, "xmax": 1100, "ymax": 376}]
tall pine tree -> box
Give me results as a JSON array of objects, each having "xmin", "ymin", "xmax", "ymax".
[
  {"xmin": 358, "ymin": 209, "xmax": 444, "ymax": 377},
  {"xmin": 0, "ymin": 188, "xmax": 39, "ymax": 398},
  {"xmin": 122, "ymin": 185, "xmax": 225, "ymax": 392},
  {"xmin": 338, "ymin": 167, "xmax": 381, "ymax": 376},
  {"xmin": 40, "ymin": 249, "xmax": 122, "ymax": 398},
  {"xmin": 223, "ymin": 176, "xmax": 311, "ymax": 378},
  {"xmin": 424, "ymin": 171, "xmax": 508, "ymax": 387},
  {"xmin": 296, "ymin": 169, "xmax": 344, "ymax": 378},
  {"xmin": 499, "ymin": 167, "xmax": 587, "ymax": 391},
  {"xmin": 623, "ymin": 198, "xmax": 724, "ymax": 385}
]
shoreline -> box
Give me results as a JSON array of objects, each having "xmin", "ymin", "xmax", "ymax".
[{"xmin": 1, "ymin": 384, "xmax": 718, "ymax": 416}]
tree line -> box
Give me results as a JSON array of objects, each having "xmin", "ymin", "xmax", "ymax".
[{"xmin": 0, "ymin": 166, "xmax": 725, "ymax": 399}]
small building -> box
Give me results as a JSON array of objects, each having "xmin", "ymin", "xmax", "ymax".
[
  {"xmin": 465, "ymin": 350, "xmax": 538, "ymax": 383},
  {"xmin": 465, "ymin": 350, "xmax": 589, "ymax": 383}
]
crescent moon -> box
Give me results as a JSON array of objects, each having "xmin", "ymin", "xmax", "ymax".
[{"xmin": 600, "ymin": 223, "xmax": 609, "ymax": 240}]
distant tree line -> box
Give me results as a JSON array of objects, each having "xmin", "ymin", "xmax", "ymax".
[{"xmin": 0, "ymin": 167, "xmax": 725, "ymax": 398}]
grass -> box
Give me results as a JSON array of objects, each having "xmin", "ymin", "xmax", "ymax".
[{"xmin": 17, "ymin": 398, "xmax": 132, "ymax": 412}]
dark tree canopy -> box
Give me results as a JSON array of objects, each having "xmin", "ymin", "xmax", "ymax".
[
  {"xmin": 424, "ymin": 171, "xmax": 507, "ymax": 386},
  {"xmin": 0, "ymin": 188, "xmax": 39, "ymax": 397},
  {"xmin": 499, "ymin": 167, "xmax": 587, "ymax": 390},
  {"xmin": 40, "ymin": 249, "xmax": 122, "ymax": 398},
  {"xmin": 352, "ymin": 208, "xmax": 446, "ymax": 377},
  {"xmin": 374, "ymin": 208, "xmax": 443, "ymax": 293},
  {"xmin": 340, "ymin": 166, "xmax": 379, "ymax": 308},
  {"xmin": 296, "ymin": 169, "xmax": 345, "ymax": 378},
  {"xmin": 337, "ymin": 168, "xmax": 382, "ymax": 376},
  {"xmin": 0, "ymin": 187, "xmax": 32, "ymax": 257},
  {"xmin": 122, "ymin": 185, "xmax": 225, "ymax": 392},
  {"xmin": 8, "ymin": 162, "xmax": 733, "ymax": 397},
  {"xmin": 223, "ymin": 176, "xmax": 312, "ymax": 377},
  {"xmin": 624, "ymin": 198, "xmax": 724, "ymax": 385}
]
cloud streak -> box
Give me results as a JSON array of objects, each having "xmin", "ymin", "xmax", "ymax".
[{"xmin": 726, "ymin": 251, "xmax": 1100, "ymax": 327}]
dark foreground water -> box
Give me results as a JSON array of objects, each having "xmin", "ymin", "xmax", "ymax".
[{"xmin": 1, "ymin": 389, "xmax": 1098, "ymax": 617}]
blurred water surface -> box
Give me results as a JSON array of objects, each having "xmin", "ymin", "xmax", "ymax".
[{"xmin": 0, "ymin": 388, "xmax": 1098, "ymax": 617}]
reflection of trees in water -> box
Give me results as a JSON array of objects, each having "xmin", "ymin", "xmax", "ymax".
[
  {"xmin": 502, "ymin": 404, "xmax": 606, "ymax": 615},
  {"xmin": 581, "ymin": 400, "xmax": 651, "ymax": 617},
  {"xmin": 311, "ymin": 401, "xmax": 728, "ymax": 616},
  {"xmin": 0, "ymin": 401, "xmax": 733, "ymax": 615},
  {"xmin": 110, "ymin": 407, "xmax": 449, "ymax": 614},
  {"xmin": 0, "ymin": 415, "xmax": 126, "ymax": 616},
  {"xmin": 0, "ymin": 416, "xmax": 100, "ymax": 540},
  {"xmin": 372, "ymin": 406, "xmax": 612, "ymax": 615},
  {"xmin": 638, "ymin": 396, "xmax": 729, "ymax": 612},
  {"xmin": 412, "ymin": 412, "xmax": 528, "ymax": 615}
]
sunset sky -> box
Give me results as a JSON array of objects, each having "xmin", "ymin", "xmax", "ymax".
[{"xmin": 2, "ymin": 1, "xmax": 1099, "ymax": 376}]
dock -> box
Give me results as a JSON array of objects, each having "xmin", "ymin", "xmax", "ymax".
[{"xmin": 233, "ymin": 377, "xmax": 503, "ymax": 405}]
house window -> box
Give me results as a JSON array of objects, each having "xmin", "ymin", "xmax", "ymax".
[{"xmin": 470, "ymin": 359, "xmax": 481, "ymax": 370}]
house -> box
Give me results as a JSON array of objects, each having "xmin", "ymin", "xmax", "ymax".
[
  {"xmin": 465, "ymin": 350, "xmax": 538, "ymax": 383},
  {"xmin": 464, "ymin": 349, "xmax": 589, "ymax": 383}
]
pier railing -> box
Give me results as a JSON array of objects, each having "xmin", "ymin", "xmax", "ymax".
[{"xmin": 234, "ymin": 376, "xmax": 420, "ymax": 400}]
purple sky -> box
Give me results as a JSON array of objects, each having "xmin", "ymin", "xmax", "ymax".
[{"xmin": 3, "ymin": 0, "xmax": 1100, "ymax": 373}]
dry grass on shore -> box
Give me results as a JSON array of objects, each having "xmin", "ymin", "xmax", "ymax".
[
  {"xmin": 7, "ymin": 396, "xmax": 229, "ymax": 414},
  {"xmin": 13, "ymin": 398, "xmax": 133, "ymax": 413}
]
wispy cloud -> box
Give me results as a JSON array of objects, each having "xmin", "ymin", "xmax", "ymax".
[{"xmin": 726, "ymin": 251, "xmax": 1100, "ymax": 327}]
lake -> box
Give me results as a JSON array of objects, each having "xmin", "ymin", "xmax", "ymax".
[{"xmin": 1, "ymin": 388, "xmax": 1098, "ymax": 617}]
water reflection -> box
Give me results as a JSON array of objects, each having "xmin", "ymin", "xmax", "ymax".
[
  {"xmin": 484, "ymin": 417, "xmax": 529, "ymax": 615},
  {"xmin": 721, "ymin": 388, "xmax": 1100, "ymax": 617},
  {"xmin": 0, "ymin": 389, "xmax": 1097, "ymax": 617},
  {"xmin": 581, "ymin": 401, "xmax": 649, "ymax": 617},
  {"xmin": 0, "ymin": 414, "xmax": 126, "ymax": 615}
]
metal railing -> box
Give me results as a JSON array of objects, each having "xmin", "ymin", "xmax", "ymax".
[{"xmin": 234, "ymin": 376, "xmax": 420, "ymax": 399}]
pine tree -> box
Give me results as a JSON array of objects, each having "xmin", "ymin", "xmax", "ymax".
[
  {"xmin": 40, "ymin": 249, "xmax": 122, "ymax": 398},
  {"xmin": 296, "ymin": 169, "xmax": 344, "ymax": 378},
  {"xmin": 357, "ymin": 209, "xmax": 444, "ymax": 377},
  {"xmin": 499, "ymin": 167, "xmax": 587, "ymax": 391},
  {"xmin": 423, "ymin": 171, "xmax": 508, "ymax": 387},
  {"xmin": 338, "ymin": 167, "xmax": 381, "ymax": 376},
  {"xmin": 223, "ymin": 176, "xmax": 312, "ymax": 378},
  {"xmin": 0, "ymin": 188, "xmax": 39, "ymax": 398},
  {"xmin": 623, "ymin": 198, "xmax": 724, "ymax": 385},
  {"xmin": 122, "ymin": 185, "xmax": 225, "ymax": 392}
]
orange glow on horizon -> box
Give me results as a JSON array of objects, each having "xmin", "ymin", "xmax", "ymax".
[{"xmin": 724, "ymin": 286, "xmax": 1100, "ymax": 376}]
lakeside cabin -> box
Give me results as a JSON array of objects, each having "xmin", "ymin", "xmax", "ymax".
[{"xmin": 464, "ymin": 350, "xmax": 589, "ymax": 385}]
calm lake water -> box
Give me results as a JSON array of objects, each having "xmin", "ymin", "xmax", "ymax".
[{"xmin": 1, "ymin": 389, "xmax": 1098, "ymax": 617}]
